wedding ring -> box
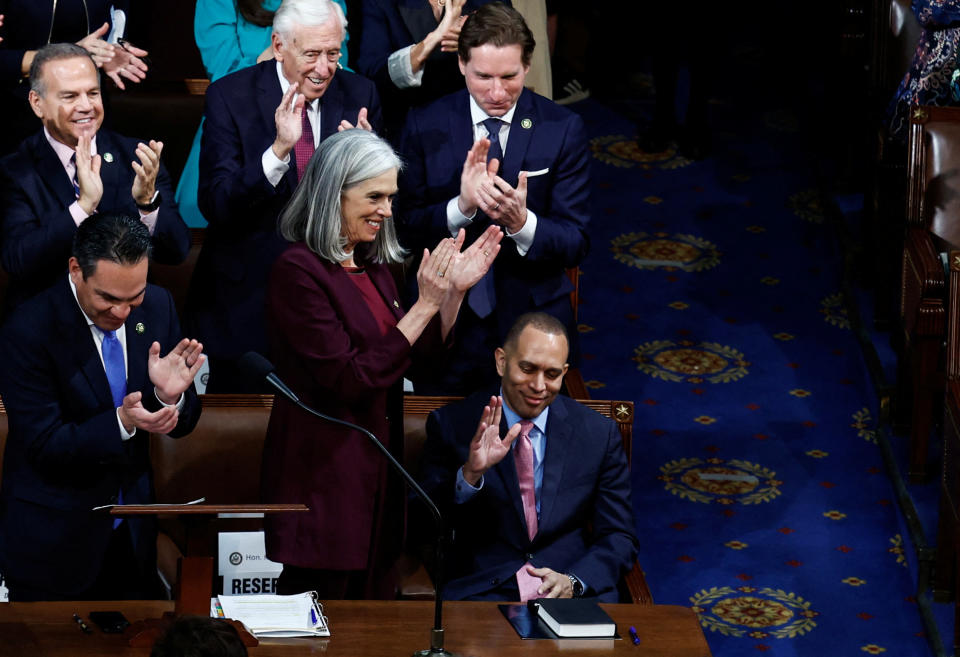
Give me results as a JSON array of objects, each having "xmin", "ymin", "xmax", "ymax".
[
  {"xmin": 438, "ymin": 270, "xmax": 445, "ymax": 277},
  {"xmin": 494, "ymin": 203, "xmax": 501, "ymax": 210},
  {"xmin": 483, "ymin": 251, "xmax": 490, "ymax": 256}
]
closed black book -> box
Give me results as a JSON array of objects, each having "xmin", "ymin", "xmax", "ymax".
[{"xmin": 534, "ymin": 599, "xmax": 616, "ymax": 638}]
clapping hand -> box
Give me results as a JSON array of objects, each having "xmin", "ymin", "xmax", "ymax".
[
  {"xmin": 415, "ymin": 237, "xmax": 458, "ymax": 309},
  {"xmin": 448, "ymin": 225, "xmax": 502, "ymax": 293},
  {"xmin": 148, "ymin": 339, "xmax": 205, "ymax": 405},
  {"xmin": 458, "ymin": 138, "xmax": 499, "ymax": 216},
  {"xmin": 272, "ymin": 82, "xmax": 305, "ymax": 160},
  {"xmin": 437, "ymin": 0, "xmax": 468, "ymax": 52},
  {"xmin": 462, "ymin": 396, "xmax": 521, "ymax": 485},
  {"xmin": 478, "ymin": 171, "xmax": 528, "ymax": 234},
  {"xmin": 75, "ymin": 135, "xmax": 103, "ymax": 215},
  {"xmin": 76, "ymin": 22, "xmax": 114, "ymax": 67},
  {"xmin": 103, "ymin": 39, "xmax": 149, "ymax": 90},
  {"xmin": 338, "ymin": 107, "xmax": 373, "ymax": 132},
  {"xmin": 131, "ymin": 140, "xmax": 163, "ymax": 207}
]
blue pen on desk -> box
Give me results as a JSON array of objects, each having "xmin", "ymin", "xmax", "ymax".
[{"xmin": 629, "ymin": 626, "xmax": 641, "ymax": 645}]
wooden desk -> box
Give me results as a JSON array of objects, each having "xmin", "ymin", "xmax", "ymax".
[{"xmin": 0, "ymin": 600, "xmax": 712, "ymax": 657}]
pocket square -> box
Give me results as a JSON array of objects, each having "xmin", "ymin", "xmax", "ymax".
[{"xmin": 524, "ymin": 168, "xmax": 550, "ymax": 177}]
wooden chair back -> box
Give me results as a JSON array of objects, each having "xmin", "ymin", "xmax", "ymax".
[
  {"xmin": 148, "ymin": 228, "xmax": 205, "ymax": 322},
  {"xmin": 907, "ymin": 107, "xmax": 960, "ymax": 245}
]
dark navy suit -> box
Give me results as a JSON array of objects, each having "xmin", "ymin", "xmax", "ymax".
[
  {"xmin": 419, "ymin": 390, "xmax": 637, "ymax": 601},
  {"xmin": 0, "ymin": 129, "xmax": 191, "ymax": 309},
  {"xmin": 0, "ymin": 279, "xmax": 201, "ymax": 599},
  {"xmin": 187, "ymin": 61, "xmax": 382, "ymax": 379},
  {"xmin": 398, "ymin": 88, "xmax": 590, "ymax": 392}
]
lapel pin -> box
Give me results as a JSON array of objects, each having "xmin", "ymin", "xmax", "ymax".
[
  {"xmin": 393, "ymin": 300, "xmax": 400, "ymax": 308},
  {"xmin": 103, "ymin": 152, "xmax": 114, "ymax": 163},
  {"xmin": 135, "ymin": 322, "xmax": 145, "ymax": 334},
  {"xmin": 520, "ymin": 118, "xmax": 532, "ymax": 129}
]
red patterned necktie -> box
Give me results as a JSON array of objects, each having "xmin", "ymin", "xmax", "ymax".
[
  {"xmin": 514, "ymin": 420, "xmax": 541, "ymax": 601},
  {"xmin": 294, "ymin": 104, "xmax": 315, "ymax": 181}
]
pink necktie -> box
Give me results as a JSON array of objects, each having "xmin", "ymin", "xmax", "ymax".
[
  {"xmin": 294, "ymin": 105, "xmax": 315, "ymax": 181},
  {"xmin": 514, "ymin": 420, "xmax": 541, "ymax": 601}
]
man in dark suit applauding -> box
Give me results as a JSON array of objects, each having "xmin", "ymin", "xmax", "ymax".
[
  {"xmin": 398, "ymin": 2, "xmax": 590, "ymax": 394},
  {"xmin": 188, "ymin": 0, "xmax": 382, "ymax": 392},
  {"xmin": 0, "ymin": 213, "xmax": 204, "ymax": 601},
  {"xmin": 0, "ymin": 43, "xmax": 190, "ymax": 311},
  {"xmin": 420, "ymin": 313, "xmax": 637, "ymax": 602}
]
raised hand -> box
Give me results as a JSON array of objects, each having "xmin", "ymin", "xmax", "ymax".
[
  {"xmin": 117, "ymin": 391, "xmax": 179, "ymax": 435},
  {"xmin": 448, "ymin": 224, "xmax": 503, "ymax": 293},
  {"xmin": 103, "ymin": 40, "xmax": 149, "ymax": 90},
  {"xmin": 75, "ymin": 134, "xmax": 103, "ymax": 215},
  {"xmin": 337, "ymin": 107, "xmax": 373, "ymax": 132},
  {"xmin": 462, "ymin": 396, "xmax": 521, "ymax": 485},
  {"xmin": 148, "ymin": 339, "xmax": 205, "ymax": 405},
  {"xmin": 458, "ymin": 139, "xmax": 499, "ymax": 216},
  {"xmin": 272, "ymin": 82, "xmax": 305, "ymax": 160},
  {"xmin": 438, "ymin": 0, "xmax": 468, "ymax": 52},
  {"xmin": 76, "ymin": 22, "xmax": 114, "ymax": 67},
  {"xmin": 478, "ymin": 171, "xmax": 528, "ymax": 233},
  {"xmin": 131, "ymin": 140, "xmax": 163, "ymax": 207}
]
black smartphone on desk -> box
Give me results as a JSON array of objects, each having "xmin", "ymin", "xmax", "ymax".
[{"xmin": 88, "ymin": 610, "xmax": 130, "ymax": 633}]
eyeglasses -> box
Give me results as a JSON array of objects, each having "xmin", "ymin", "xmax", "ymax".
[{"xmin": 299, "ymin": 49, "xmax": 341, "ymax": 65}]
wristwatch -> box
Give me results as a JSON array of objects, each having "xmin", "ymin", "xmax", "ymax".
[
  {"xmin": 567, "ymin": 573, "xmax": 583, "ymax": 597},
  {"xmin": 136, "ymin": 191, "xmax": 161, "ymax": 213}
]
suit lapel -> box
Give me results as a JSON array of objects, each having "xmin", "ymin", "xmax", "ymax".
[
  {"xmin": 54, "ymin": 280, "xmax": 115, "ymax": 410},
  {"xmin": 319, "ymin": 76, "xmax": 344, "ymax": 142},
  {"xmin": 537, "ymin": 396, "xmax": 571, "ymax": 533},
  {"xmin": 491, "ymin": 414, "xmax": 529, "ymax": 537},
  {"xmin": 96, "ymin": 130, "xmax": 124, "ymax": 208},
  {"xmin": 125, "ymin": 303, "xmax": 149, "ymax": 394},
  {"xmin": 501, "ymin": 90, "xmax": 534, "ymax": 187},
  {"xmin": 30, "ymin": 133, "xmax": 77, "ymax": 207}
]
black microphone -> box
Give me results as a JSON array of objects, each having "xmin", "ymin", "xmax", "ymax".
[{"xmin": 241, "ymin": 352, "xmax": 455, "ymax": 657}]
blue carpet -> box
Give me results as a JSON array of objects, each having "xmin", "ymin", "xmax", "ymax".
[{"xmin": 567, "ymin": 87, "xmax": 933, "ymax": 655}]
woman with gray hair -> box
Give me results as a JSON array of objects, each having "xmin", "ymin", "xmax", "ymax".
[{"xmin": 261, "ymin": 128, "xmax": 501, "ymax": 598}]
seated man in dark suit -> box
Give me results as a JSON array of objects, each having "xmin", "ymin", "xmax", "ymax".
[
  {"xmin": 420, "ymin": 312, "xmax": 637, "ymax": 601},
  {"xmin": 188, "ymin": 0, "xmax": 383, "ymax": 392},
  {"xmin": 0, "ymin": 213, "xmax": 205, "ymax": 601},
  {"xmin": 398, "ymin": 2, "xmax": 590, "ymax": 395},
  {"xmin": 0, "ymin": 43, "xmax": 190, "ymax": 310}
]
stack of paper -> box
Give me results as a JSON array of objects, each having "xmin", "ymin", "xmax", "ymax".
[{"xmin": 213, "ymin": 591, "xmax": 329, "ymax": 637}]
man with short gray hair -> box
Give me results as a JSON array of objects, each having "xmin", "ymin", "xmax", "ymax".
[{"xmin": 187, "ymin": 0, "xmax": 383, "ymax": 392}]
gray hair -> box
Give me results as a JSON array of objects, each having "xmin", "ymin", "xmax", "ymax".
[
  {"xmin": 30, "ymin": 43, "xmax": 99, "ymax": 96},
  {"xmin": 278, "ymin": 129, "xmax": 406, "ymax": 265},
  {"xmin": 272, "ymin": 0, "xmax": 347, "ymax": 44}
]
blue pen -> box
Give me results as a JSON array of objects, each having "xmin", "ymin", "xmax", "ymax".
[
  {"xmin": 310, "ymin": 607, "xmax": 318, "ymax": 626},
  {"xmin": 629, "ymin": 626, "xmax": 641, "ymax": 645}
]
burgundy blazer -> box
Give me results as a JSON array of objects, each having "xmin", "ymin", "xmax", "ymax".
[{"xmin": 261, "ymin": 242, "xmax": 441, "ymax": 569}]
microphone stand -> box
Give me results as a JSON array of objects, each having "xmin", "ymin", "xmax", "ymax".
[{"xmin": 279, "ymin": 392, "xmax": 456, "ymax": 657}]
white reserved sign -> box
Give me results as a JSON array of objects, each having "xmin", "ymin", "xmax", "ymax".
[{"xmin": 218, "ymin": 531, "xmax": 282, "ymax": 596}]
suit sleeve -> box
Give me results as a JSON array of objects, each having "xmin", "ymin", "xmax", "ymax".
[
  {"xmin": 522, "ymin": 113, "xmax": 591, "ymax": 270},
  {"xmin": 355, "ymin": 0, "xmax": 403, "ymax": 92},
  {"xmin": 269, "ymin": 254, "xmax": 414, "ymax": 405},
  {"xmin": 198, "ymin": 79, "xmax": 286, "ymax": 231},
  {"xmin": 565, "ymin": 419, "xmax": 638, "ymax": 595},
  {"xmin": 0, "ymin": 158, "xmax": 82, "ymax": 279}
]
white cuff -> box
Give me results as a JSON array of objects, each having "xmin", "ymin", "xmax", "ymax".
[
  {"xmin": 506, "ymin": 209, "xmax": 537, "ymax": 255},
  {"xmin": 446, "ymin": 197, "xmax": 476, "ymax": 236},
  {"xmin": 116, "ymin": 408, "xmax": 135, "ymax": 441},
  {"xmin": 262, "ymin": 146, "xmax": 290, "ymax": 187},
  {"xmin": 387, "ymin": 45, "xmax": 425, "ymax": 89},
  {"xmin": 155, "ymin": 388, "xmax": 185, "ymax": 411}
]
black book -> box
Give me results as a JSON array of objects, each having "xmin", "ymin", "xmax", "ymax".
[{"xmin": 534, "ymin": 599, "xmax": 616, "ymax": 638}]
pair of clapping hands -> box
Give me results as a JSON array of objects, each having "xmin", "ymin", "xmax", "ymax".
[
  {"xmin": 117, "ymin": 339, "xmax": 205, "ymax": 435},
  {"xmin": 73, "ymin": 136, "xmax": 166, "ymax": 216},
  {"xmin": 272, "ymin": 82, "xmax": 373, "ymax": 161},
  {"xmin": 77, "ymin": 22, "xmax": 149, "ymax": 90},
  {"xmin": 415, "ymin": 226, "xmax": 504, "ymax": 308},
  {"xmin": 458, "ymin": 139, "xmax": 529, "ymax": 235}
]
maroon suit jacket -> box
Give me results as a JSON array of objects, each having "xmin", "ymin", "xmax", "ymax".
[{"xmin": 261, "ymin": 242, "xmax": 441, "ymax": 570}]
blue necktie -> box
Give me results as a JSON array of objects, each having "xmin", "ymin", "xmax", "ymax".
[
  {"xmin": 468, "ymin": 118, "xmax": 504, "ymax": 318},
  {"xmin": 102, "ymin": 330, "xmax": 127, "ymax": 527}
]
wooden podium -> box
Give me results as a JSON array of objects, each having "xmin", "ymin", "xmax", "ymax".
[{"xmin": 107, "ymin": 503, "xmax": 308, "ymax": 646}]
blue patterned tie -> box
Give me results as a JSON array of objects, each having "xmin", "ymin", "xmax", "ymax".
[
  {"xmin": 102, "ymin": 330, "xmax": 127, "ymax": 527},
  {"xmin": 468, "ymin": 118, "xmax": 504, "ymax": 318}
]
